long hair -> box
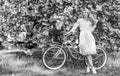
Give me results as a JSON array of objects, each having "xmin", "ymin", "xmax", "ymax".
[
  {"xmin": 85, "ymin": 8, "xmax": 97, "ymax": 27},
  {"xmin": 88, "ymin": 13, "xmax": 96, "ymax": 26}
]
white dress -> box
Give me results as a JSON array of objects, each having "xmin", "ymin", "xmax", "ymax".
[{"xmin": 70, "ymin": 18, "xmax": 96, "ymax": 55}]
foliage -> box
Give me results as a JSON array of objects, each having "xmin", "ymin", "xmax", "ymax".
[{"xmin": 0, "ymin": 0, "xmax": 120, "ymax": 53}]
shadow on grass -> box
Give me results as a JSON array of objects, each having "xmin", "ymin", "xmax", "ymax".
[
  {"xmin": 0, "ymin": 51, "xmax": 56, "ymax": 76},
  {"xmin": 0, "ymin": 49, "xmax": 120, "ymax": 76}
]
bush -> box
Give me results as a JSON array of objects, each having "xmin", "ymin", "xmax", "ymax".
[{"xmin": 0, "ymin": 0, "xmax": 120, "ymax": 53}]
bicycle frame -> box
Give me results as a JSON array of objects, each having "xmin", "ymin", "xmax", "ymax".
[
  {"xmin": 49, "ymin": 34, "xmax": 86, "ymax": 60},
  {"xmin": 43, "ymin": 34, "xmax": 107, "ymax": 70},
  {"xmin": 59, "ymin": 41, "xmax": 85, "ymax": 60}
]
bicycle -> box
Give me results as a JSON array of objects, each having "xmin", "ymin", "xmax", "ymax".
[{"xmin": 42, "ymin": 34, "xmax": 107, "ymax": 70}]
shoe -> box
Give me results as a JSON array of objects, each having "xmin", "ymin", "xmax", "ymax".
[
  {"xmin": 27, "ymin": 49, "xmax": 32, "ymax": 55},
  {"xmin": 86, "ymin": 67, "xmax": 90, "ymax": 73},
  {"xmin": 92, "ymin": 68, "xmax": 97, "ymax": 74},
  {"xmin": 24, "ymin": 49, "xmax": 32, "ymax": 55}
]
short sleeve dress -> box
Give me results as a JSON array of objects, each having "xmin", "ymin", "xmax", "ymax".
[{"xmin": 71, "ymin": 18, "xmax": 97, "ymax": 55}]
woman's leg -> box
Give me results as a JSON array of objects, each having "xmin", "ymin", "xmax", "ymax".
[
  {"xmin": 86, "ymin": 55, "xmax": 97, "ymax": 74},
  {"xmin": 86, "ymin": 59, "xmax": 91, "ymax": 73}
]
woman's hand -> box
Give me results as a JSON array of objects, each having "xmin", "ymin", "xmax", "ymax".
[{"xmin": 64, "ymin": 31, "xmax": 73, "ymax": 36}]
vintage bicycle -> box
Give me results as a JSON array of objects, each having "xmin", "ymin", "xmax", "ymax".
[{"xmin": 42, "ymin": 33, "xmax": 107, "ymax": 70}]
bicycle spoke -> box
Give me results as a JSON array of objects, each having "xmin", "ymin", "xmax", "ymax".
[
  {"xmin": 98, "ymin": 54, "xmax": 104, "ymax": 58},
  {"xmin": 93, "ymin": 55, "xmax": 105, "ymax": 68},
  {"xmin": 92, "ymin": 48, "xmax": 107, "ymax": 70},
  {"xmin": 43, "ymin": 47, "xmax": 66, "ymax": 69},
  {"xmin": 93, "ymin": 54, "xmax": 105, "ymax": 59},
  {"xmin": 94, "ymin": 59, "xmax": 104, "ymax": 67},
  {"xmin": 47, "ymin": 58, "xmax": 64, "ymax": 68},
  {"xmin": 53, "ymin": 57, "xmax": 64, "ymax": 60},
  {"xmin": 53, "ymin": 50, "xmax": 61, "ymax": 58}
]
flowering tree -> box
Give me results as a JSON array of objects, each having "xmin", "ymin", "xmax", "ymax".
[{"xmin": 0, "ymin": 0, "xmax": 120, "ymax": 53}]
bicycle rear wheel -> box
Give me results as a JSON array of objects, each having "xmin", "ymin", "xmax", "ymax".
[
  {"xmin": 43, "ymin": 46, "xmax": 66, "ymax": 70},
  {"xmin": 92, "ymin": 47, "xmax": 107, "ymax": 70}
]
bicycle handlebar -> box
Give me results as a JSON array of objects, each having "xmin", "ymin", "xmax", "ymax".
[
  {"xmin": 62, "ymin": 32, "xmax": 75, "ymax": 44},
  {"xmin": 63, "ymin": 32, "xmax": 73, "ymax": 37}
]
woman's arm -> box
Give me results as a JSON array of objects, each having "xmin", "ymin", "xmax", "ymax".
[
  {"xmin": 89, "ymin": 14, "xmax": 98, "ymax": 32},
  {"xmin": 69, "ymin": 19, "xmax": 80, "ymax": 33}
]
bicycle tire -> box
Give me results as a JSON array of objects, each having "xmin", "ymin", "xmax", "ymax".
[
  {"xmin": 42, "ymin": 46, "xmax": 66, "ymax": 70},
  {"xmin": 93, "ymin": 47, "xmax": 107, "ymax": 70}
]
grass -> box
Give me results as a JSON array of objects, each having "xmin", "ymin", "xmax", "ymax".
[
  {"xmin": 0, "ymin": 52, "xmax": 56, "ymax": 76},
  {"xmin": 106, "ymin": 52, "xmax": 120, "ymax": 67},
  {"xmin": 0, "ymin": 49, "xmax": 120, "ymax": 76}
]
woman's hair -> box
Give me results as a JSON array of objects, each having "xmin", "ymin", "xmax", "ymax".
[
  {"xmin": 82, "ymin": 9, "xmax": 95, "ymax": 26},
  {"xmin": 81, "ymin": 7, "xmax": 90, "ymax": 18}
]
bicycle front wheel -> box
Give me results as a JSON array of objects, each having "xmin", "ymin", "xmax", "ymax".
[
  {"xmin": 43, "ymin": 46, "xmax": 66, "ymax": 70},
  {"xmin": 92, "ymin": 47, "xmax": 107, "ymax": 70}
]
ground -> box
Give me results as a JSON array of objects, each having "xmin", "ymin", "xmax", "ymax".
[{"xmin": 0, "ymin": 49, "xmax": 120, "ymax": 76}]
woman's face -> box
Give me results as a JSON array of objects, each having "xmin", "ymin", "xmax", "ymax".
[{"xmin": 83, "ymin": 12, "xmax": 89, "ymax": 19}]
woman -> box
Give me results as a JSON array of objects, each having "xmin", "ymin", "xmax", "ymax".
[{"xmin": 67, "ymin": 8, "xmax": 98, "ymax": 74}]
